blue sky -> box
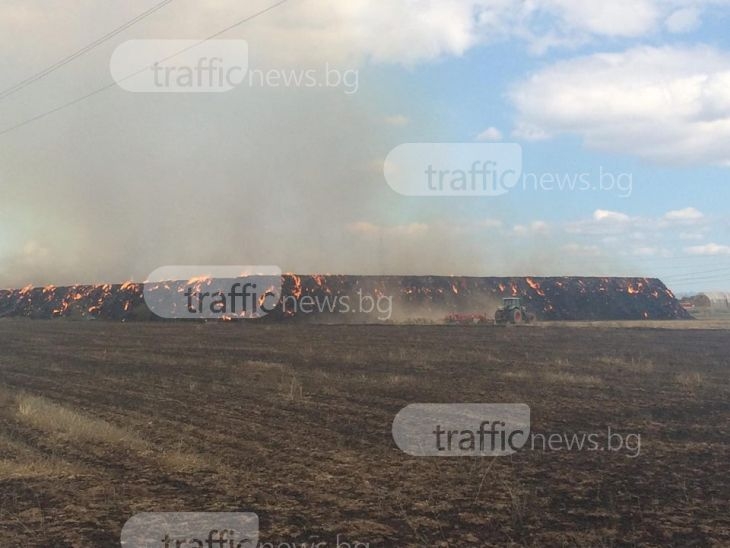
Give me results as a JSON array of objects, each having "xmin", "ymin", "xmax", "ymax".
[
  {"xmin": 0, "ymin": 1, "xmax": 729, "ymax": 293},
  {"xmin": 355, "ymin": 3, "xmax": 730, "ymax": 293}
]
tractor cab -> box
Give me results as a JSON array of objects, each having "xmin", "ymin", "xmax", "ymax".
[
  {"xmin": 495, "ymin": 297, "xmax": 535, "ymax": 325},
  {"xmin": 502, "ymin": 297, "xmax": 522, "ymax": 309}
]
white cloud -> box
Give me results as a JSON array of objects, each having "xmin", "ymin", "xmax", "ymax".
[
  {"xmin": 632, "ymin": 246, "xmax": 659, "ymax": 256},
  {"xmin": 510, "ymin": 45, "xmax": 730, "ymax": 165},
  {"xmin": 391, "ymin": 222, "xmax": 430, "ymax": 236},
  {"xmin": 513, "ymin": 1, "xmax": 730, "ymax": 54},
  {"xmin": 1, "ymin": 1, "xmax": 726, "ymax": 74},
  {"xmin": 685, "ymin": 243, "xmax": 730, "ymax": 255},
  {"xmin": 70, "ymin": 1, "xmax": 728, "ymax": 68},
  {"xmin": 566, "ymin": 207, "xmax": 715, "ymax": 243},
  {"xmin": 341, "ymin": 212, "xmax": 727, "ymax": 276},
  {"xmin": 542, "ymin": 0, "xmax": 660, "ymax": 38},
  {"xmin": 531, "ymin": 220, "xmax": 550, "ymax": 233},
  {"xmin": 347, "ymin": 221, "xmax": 429, "ymax": 238},
  {"xmin": 475, "ymin": 126, "xmax": 503, "ymax": 141},
  {"xmin": 476, "ymin": 219, "xmax": 504, "ymax": 228},
  {"xmin": 664, "ymin": 207, "xmax": 704, "ymax": 221},
  {"xmin": 511, "ymin": 123, "xmax": 551, "ymax": 141},
  {"xmin": 385, "ymin": 114, "xmax": 410, "ymax": 127},
  {"xmin": 593, "ymin": 210, "xmax": 630, "ymax": 223},
  {"xmin": 679, "ymin": 231, "xmax": 705, "ymax": 240},
  {"xmin": 561, "ymin": 243, "xmax": 602, "ymax": 256},
  {"xmin": 248, "ymin": 0, "xmax": 517, "ymax": 65},
  {"xmin": 513, "ymin": 220, "xmax": 550, "ymax": 235},
  {"xmin": 665, "ymin": 7, "xmax": 702, "ymax": 33}
]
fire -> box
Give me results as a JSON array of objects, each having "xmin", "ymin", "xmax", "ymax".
[
  {"xmin": 186, "ymin": 275, "xmax": 212, "ymax": 285},
  {"xmin": 627, "ymin": 278, "xmax": 647, "ymax": 295},
  {"xmin": 526, "ymin": 277, "xmax": 545, "ymax": 297},
  {"xmin": 0, "ymin": 275, "xmax": 691, "ymax": 322},
  {"xmin": 290, "ymin": 274, "xmax": 302, "ymax": 299},
  {"xmin": 257, "ymin": 287, "xmax": 279, "ymax": 310}
]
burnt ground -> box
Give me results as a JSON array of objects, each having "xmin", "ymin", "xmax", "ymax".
[{"xmin": 0, "ymin": 320, "xmax": 728, "ymax": 547}]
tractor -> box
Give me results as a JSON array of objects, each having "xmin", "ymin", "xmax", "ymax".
[{"xmin": 494, "ymin": 297, "xmax": 535, "ymax": 325}]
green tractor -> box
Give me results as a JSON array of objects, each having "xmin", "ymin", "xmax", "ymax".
[{"xmin": 494, "ymin": 297, "xmax": 535, "ymax": 325}]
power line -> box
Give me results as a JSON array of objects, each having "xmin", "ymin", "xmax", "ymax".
[
  {"xmin": 663, "ymin": 274, "xmax": 730, "ymax": 284},
  {"xmin": 616, "ymin": 255, "xmax": 727, "ymax": 264},
  {"xmin": 544, "ymin": 254, "xmax": 730, "ymax": 266},
  {"xmin": 639, "ymin": 261, "xmax": 730, "ymax": 272},
  {"xmin": 0, "ymin": 0, "xmax": 175, "ymax": 102},
  {"xmin": 661, "ymin": 265, "xmax": 730, "ymax": 281},
  {"xmin": 667, "ymin": 280, "xmax": 730, "ymax": 287},
  {"xmin": 0, "ymin": 0, "xmax": 290, "ymax": 138}
]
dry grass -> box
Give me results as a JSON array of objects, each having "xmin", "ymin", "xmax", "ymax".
[
  {"xmin": 282, "ymin": 375, "xmax": 305, "ymax": 401},
  {"xmin": 0, "ymin": 431, "xmax": 82, "ymax": 479},
  {"xmin": 595, "ymin": 356, "xmax": 655, "ymax": 373},
  {"xmin": 502, "ymin": 370, "xmax": 530, "ymax": 381},
  {"xmin": 158, "ymin": 449, "xmax": 209, "ymax": 473},
  {"xmin": 308, "ymin": 368, "xmax": 418, "ymax": 396},
  {"xmin": 15, "ymin": 393, "xmax": 210, "ymax": 473},
  {"xmin": 506, "ymin": 483, "xmax": 533, "ymax": 532},
  {"xmin": 675, "ymin": 372, "xmax": 704, "ymax": 390},
  {"xmin": 544, "ymin": 319, "xmax": 730, "ymax": 330},
  {"xmin": 383, "ymin": 374, "xmax": 417, "ymax": 386},
  {"xmin": 0, "ymin": 458, "xmax": 80, "ymax": 479},
  {"xmin": 244, "ymin": 360, "xmax": 289, "ymax": 372},
  {"xmin": 17, "ymin": 393, "xmax": 145, "ymax": 449},
  {"xmin": 542, "ymin": 371, "xmax": 605, "ymax": 387}
]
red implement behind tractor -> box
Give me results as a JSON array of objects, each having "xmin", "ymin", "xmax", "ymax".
[{"xmin": 444, "ymin": 313, "xmax": 490, "ymax": 325}]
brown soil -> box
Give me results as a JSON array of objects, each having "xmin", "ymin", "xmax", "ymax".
[{"xmin": 0, "ymin": 320, "xmax": 727, "ymax": 546}]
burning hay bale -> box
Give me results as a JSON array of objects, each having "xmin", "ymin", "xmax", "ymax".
[{"xmin": 0, "ymin": 276, "xmax": 690, "ymax": 322}]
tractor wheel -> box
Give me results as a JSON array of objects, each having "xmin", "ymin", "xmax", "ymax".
[{"xmin": 511, "ymin": 309, "xmax": 522, "ymax": 323}]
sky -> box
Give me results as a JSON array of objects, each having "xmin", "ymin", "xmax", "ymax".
[{"xmin": 1, "ymin": 0, "xmax": 729, "ymax": 294}]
